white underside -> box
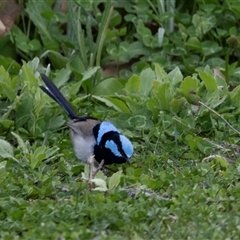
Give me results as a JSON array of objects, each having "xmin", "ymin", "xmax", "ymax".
[{"xmin": 70, "ymin": 132, "xmax": 96, "ymax": 163}]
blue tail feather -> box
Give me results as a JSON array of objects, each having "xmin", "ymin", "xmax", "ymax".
[{"xmin": 40, "ymin": 74, "xmax": 78, "ymax": 119}]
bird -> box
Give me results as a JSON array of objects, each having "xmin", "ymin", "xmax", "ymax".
[{"xmin": 39, "ymin": 73, "xmax": 134, "ymax": 167}]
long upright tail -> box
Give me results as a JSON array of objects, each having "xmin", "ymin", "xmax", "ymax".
[{"xmin": 40, "ymin": 73, "xmax": 78, "ymax": 119}]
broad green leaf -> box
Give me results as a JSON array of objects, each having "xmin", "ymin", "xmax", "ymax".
[
  {"xmin": 15, "ymin": 94, "xmax": 34, "ymax": 129},
  {"xmin": 101, "ymin": 97, "xmax": 130, "ymax": 113},
  {"xmin": 2, "ymin": 94, "xmax": 23, "ymax": 120},
  {"xmin": 95, "ymin": 168, "xmax": 107, "ymax": 181},
  {"xmin": 133, "ymin": 232, "xmax": 144, "ymax": 240},
  {"xmin": 153, "ymin": 81, "xmax": 172, "ymax": 110},
  {"xmin": 108, "ymin": 170, "xmax": 122, "ymax": 190},
  {"xmin": 125, "ymin": 75, "xmax": 140, "ymax": 93},
  {"xmin": 69, "ymin": 81, "xmax": 85, "ymax": 96},
  {"xmin": 48, "ymin": 51, "xmax": 68, "ymax": 69},
  {"xmin": 187, "ymin": 91, "xmax": 201, "ymax": 105},
  {"xmin": 82, "ymin": 164, "xmax": 90, "ymax": 178},
  {"xmin": 229, "ymin": 26, "xmax": 237, "ymax": 36},
  {"xmin": 0, "ymin": 119, "xmax": 13, "ymax": 128},
  {"xmin": 106, "ymin": 42, "xmax": 129, "ymax": 60},
  {"xmin": 31, "ymin": 146, "xmax": 47, "ymax": 169},
  {"xmin": 178, "ymin": 23, "xmax": 188, "ymax": 41},
  {"xmin": 9, "ymin": 209, "xmax": 25, "ymax": 221},
  {"xmin": 11, "ymin": 25, "xmax": 30, "ymax": 53},
  {"xmin": 45, "ymin": 146, "xmax": 60, "ymax": 159},
  {"xmin": 206, "ymin": 58, "xmax": 225, "ymax": 69},
  {"xmin": 11, "ymin": 132, "xmax": 29, "ymax": 154},
  {"xmin": 197, "ymin": 139, "xmax": 213, "ymax": 154},
  {"xmin": 115, "ymin": 94, "xmax": 140, "ymax": 112},
  {"xmin": 109, "ymin": 9, "xmax": 122, "ymax": 27},
  {"xmin": 125, "ymin": 41, "xmax": 152, "ymax": 59},
  {"xmin": 34, "ymin": 88, "xmax": 49, "ymax": 118},
  {"xmin": 170, "ymin": 98, "xmax": 185, "ymax": 113},
  {"xmin": 106, "ymin": 27, "xmax": 126, "ymax": 41},
  {"xmin": 147, "ymin": 98, "xmax": 160, "ymax": 118},
  {"xmin": 0, "ymin": 161, "xmax": 7, "ymax": 183},
  {"xmin": 92, "ymin": 178, "xmax": 108, "ymax": 192},
  {"xmin": 110, "ymin": 114, "xmax": 134, "ymax": 134},
  {"xmin": 137, "ymin": 20, "xmax": 158, "ymax": 48},
  {"xmin": 171, "ymin": 47, "xmax": 186, "ymax": 56},
  {"xmin": 27, "ymin": 57, "xmax": 40, "ymax": 71},
  {"xmin": 20, "ymin": 61, "xmax": 38, "ymax": 88},
  {"xmin": 168, "ymin": 67, "xmax": 183, "ymax": 86},
  {"xmin": 0, "ymin": 35, "xmax": 17, "ymax": 60},
  {"xmin": 185, "ymin": 135, "xmax": 201, "ymax": 150},
  {"xmin": 192, "ymin": 14, "xmax": 216, "ymax": 39},
  {"xmin": 129, "ymin": 108, "xmax": 152, "ymax": 129},
  {"xmin": 92, "ymin": 95, "xmax": 126, "ymax": 112},
  {"xmin": 180, "ymin": 76, "xmax": 200, "ymax": 104},
  {"xmin": 185, "ymin": 37, "xmax": 202, "ymax": 52},
  {"xmin": 198, "ymin": 71, "xmax": 217, "ymax": 93},
  {"xmin": 160, "ymin": 113, "xmax": 173, "ymax": 130},
  {"xmin": 232, "ymin": 67, "xmax": 240, "ymax": 78},
  {"xmin": 25, "ymin": 1, "xmax": 58, "ymax": 42},
  {"xmin": 47, "ymin": 115, "xmax": 66, "ymax": 130},
  {"xmin": 214, "ymin": 155, "xmax": 228, "ymax": 168},
  {"xmin": 82, "ymin": 67, "xmax": 100, "ymax": 82},
  {"xmin": 230, "ymin": 85, "xmax": 240, "ymax": 107},
  {"xmin": 29, "ymin": 39, "xmax": 41, "ymax": 51},
  {"xmin": 69, "ymin": 55, "xmax": 85, "ymax": 76},
  {"xmin": 154, "ymin": 63, "xmax": 169, "ymax": 82},
  {"xmin": 54, "ymin": 69, "xmax": 72, "ymax": 88},
  {"xmin": 139, "ymin": 68, "xmax": 155, "ymax": 97},
  {"xmin": 227, "ymin": 0, "xmax": 240, "ymax": 15},
  {"xmin": 228, "ymin": 61, "xmax": 238, "ymax": 76},
  {"xmin": 201, "ymin": 41, "xmax": 222, "ymax": 57},
  {"xmin": 0, "ymin": 66, "xmax": 16, "ymax": 101},
  {"xmin": 0, "ymin": 55, "xmax": 21, "ymax": 75},
  {"xmin": 0, "ymin": 139, "xmax": 17, "ymax": 161},
  {"xmin": 128, "ymin": 115, "xmax": 147, "ymax": 129},
  {"xmin": 93, "ymin": 77, "xmax": 123, "ymax": 95},
  {"xmin": 206, "ymin": 94, "xmax": 227, "ymax": 109}
]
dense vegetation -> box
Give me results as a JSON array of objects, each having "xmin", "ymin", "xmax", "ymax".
[{"xmin": 1, "ymin": 0, "xmax": 240, "ymax": 239}]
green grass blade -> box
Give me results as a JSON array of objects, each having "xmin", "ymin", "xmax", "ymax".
[{"xmin": 94, "ymin": 0, "xmax": 114, "ymax": 66}]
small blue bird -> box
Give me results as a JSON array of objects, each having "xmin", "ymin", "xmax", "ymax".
[{"xmin": 40, "ymin": 74, "xmax": 133, "ymax": 166}]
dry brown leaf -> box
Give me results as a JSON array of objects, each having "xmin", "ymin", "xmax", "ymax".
[{"xmin": 102, "ymin": 60, "xmax": 136, "ymax": 78}]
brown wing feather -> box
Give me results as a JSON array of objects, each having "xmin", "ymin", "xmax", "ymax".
[{"xmin": 67, "ymin": 119, "xmax": 100, "ymax": 136}]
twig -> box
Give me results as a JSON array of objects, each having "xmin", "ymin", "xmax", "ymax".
[
  {"xmin": 199, "ymin": 101, "xmax": 240, "ymax": 136},
  {"xmin": 93, "ymin": 160, "xmax": 105, "ymax": 178}
]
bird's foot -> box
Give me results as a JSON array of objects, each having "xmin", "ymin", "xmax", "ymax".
[{"xmin": 87, "ymin": 156, "xmax": 104, "ymax": 189}]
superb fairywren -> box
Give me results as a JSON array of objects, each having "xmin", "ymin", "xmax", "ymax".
[{"xmin": 40, "ymin": 74, "xmax": 133, "ymax": 166}]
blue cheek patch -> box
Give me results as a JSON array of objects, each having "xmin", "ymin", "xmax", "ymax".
[
  {"xmin": 97, "ymin": 121, "xmax": 120, "ymax": 144},
  {"xmin": 105, "ymin": 140, "xmax": 122, "ymax": 157},
  {"xmin": 119, "ymin": 135, "xmax": 134, "ymax": 159}
]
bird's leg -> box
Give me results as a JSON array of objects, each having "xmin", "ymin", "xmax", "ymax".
[
  {"xmin": 88, "ymin": 155, "xmax": 95, "ymax": 190},
  {"xmin": 87, "ymin": 157, "xmax": 105, "ymax": 189},
  {"xmin": 93, "ymin": 159, "xmax": 105, "ymax": 178}
]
